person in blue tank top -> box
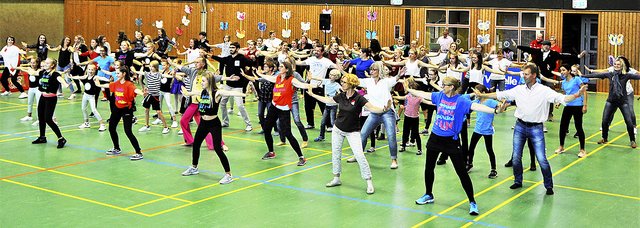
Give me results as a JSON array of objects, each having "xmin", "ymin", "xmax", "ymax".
[
  {"xmin": 539, "ymin": 64, "xmax": 589, "ymax": 158},
  {"xmin": 406, "ymin": 76, "xmax": 504, "ymax": 216},
  {"xmin": 467, "ymin": 84, "xmax": 500, "ymax": 179}
]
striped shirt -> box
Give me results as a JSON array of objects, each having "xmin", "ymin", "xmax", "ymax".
[{"xmin": 144, "ymin": 72, "xmax": 162, "ymax": 96}]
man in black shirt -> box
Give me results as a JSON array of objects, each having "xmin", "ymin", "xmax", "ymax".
[
  {"xmin": 196, "ymin": 32, "xmax": 211, "ymax": 53},
  {"xmin": 211, "ymin": 42, "xmax": 252, "ymax": 131}
]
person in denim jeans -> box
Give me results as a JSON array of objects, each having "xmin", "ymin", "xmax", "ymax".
[
  {"xmin": 358, "ymin": 62, "xmax": 401, "ymax": 169},
  {"xmin": 475, "ymin": 64, "xmax": 587, "ymax": 195}
]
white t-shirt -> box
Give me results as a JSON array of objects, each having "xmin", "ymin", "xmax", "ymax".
[
  {"xmin": 468, "ymin": 68, "xmax": 484, "ymax": 84},
  {"xmin": 488, "ymin": 58, "xmax": 512, "ymax": 80},
  {"xmin": 437, "ymin": 36, "xmax": 454, "ymax": 53},
  {"xmin": 186, "ymin": 48, "xmax": 201, "ymax": 67},
  {"xmin": 303, "ymin": 57, "xmax": 334, "ymax": 83},
  {"xmin": 358, "ymin": 77, "xmax": 397, "ymax": 109},
  {"xmin": 404, "ymin": 59, "xmax": 421, "ymax": 76},
  {"xmin": 263, "ymin": 38, "xmax": 282, "ymax": 51},
  {"xmin": 0, "ymin": 45, "xmax": 21, "ymax": 74}
]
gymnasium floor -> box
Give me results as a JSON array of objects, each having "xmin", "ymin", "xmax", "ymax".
[{"xmin": 0, "ymin": 92, "xmax": 637, "ymax": 227}]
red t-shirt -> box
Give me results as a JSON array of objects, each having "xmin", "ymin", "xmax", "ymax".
[
  {"xmin": 272, "ymin": 75, "xmax": 294, "ymax": 109},
  {"xmin": 109, "ymin": 80, "xmax": 137, "ymax": 109}
]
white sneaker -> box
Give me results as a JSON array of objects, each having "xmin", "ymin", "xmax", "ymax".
[
  {"xmin": 245, "ymin": 126, "xmax": 253, "ymax": 132},
  {"xmin": 67, "ymin": 94, "xmax": 76, "ymax": 100},
  {"xmin": 20, "ymin": 116, "xmax": 33, "ymax": 121},
  {"xmin": 237, "ymin": 111, "xmax": 241, "ymax": 116},
  {"xmin": 170, "ymin": 121, "xmax": 178, "ymax": 128},
  {"xmin": 181, "ymin": 166, "xmax": 199, "ymax": 176},
  {"xmin": 219, "ymin": 174, "xmax": 234, "ymax": 184},
  {"xmin": 98, "ymin": 124, "xmax": 106, "ymax": 132},
  {"xmin": 162, "ymin": 128, "xmax": 170, "ymax": 134},
  {"xmin": 18, "ymin": 92, "xmax": 28, "ymax": 99},
  {"xmin": 366, "ymin": 180, "xmax": 375, "ymax": 194},
  {"xmin": 52, "ymin": 118, "xmax": 58, "ymax": 124},
  {"xmin": 543, "ymin": 126, "xmax": 548, "ymax": 133},
  {"xmin": 78, "ymin": 122, "xmax": 90, "ymax": 129},
  {"xmin": 178, "ymin": 130, "xmax": 183, "ymax": 135},
  {"xmin": 1, "ymin": 91, "xmax": 10, "ymax": 96},
  {"xmin": 138, "ymin": 126, "xmax": 151, "ymax": 132},
  {"xmin": 325, "ymin": 178, "xmax": 342, "ymax": 187},
  {"xmin": 152, "ymin": 118, "xmax": 162, "ymax": 125},
  {"xmin": 227, "ymin": 109, "xmax": 233, "ymax": 114}
]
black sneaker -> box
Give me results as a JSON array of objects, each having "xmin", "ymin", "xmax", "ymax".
[
  {"xmin": 416, "ymin": 150, "xmax": 422, "ymax": 155},
  {"xmin": 504, "ymin": 160, "xmax": 513, "ymax": 167},
  {"xmin": 546, "ymin": 188, "xmax": 554, "ymax": 195},
  {"xmin": 530, "ymin": 165, "xmax": 537, "ymax": 171},
  {"xmin": 510, "ymin": 183, "xmax": 523, "ymax": 189},
  {"xmin": 32, "ymin": 137, "xmax": 47, "ymax": 144},
  {"xmin": 366, "ymin": 147, "xmax": 375, "ymax": 153},
  {"xmin": 488, "ymin": 170, "xmax": 498, "ymax": 179},
  {"xmin": 466, "ymin": 164, "xmax": 473, "ymax": 173},
  {"xmin": 57, "ymin": 138, "xmax": 67, "ymax": 149},
  {"xmin": 573, "ymin": 133, "xmax": 579, "ymax": 138},
  {"xmin": 436, "ymin": 159, "xmax": 446, "ymax": 165},
  {"xmin": 399, "ymin": 146, "xmax": 406, "ymax": 152}
]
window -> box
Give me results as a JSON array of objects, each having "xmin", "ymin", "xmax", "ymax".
[
  {"xmin": 425, "ymin": 9, "xmax": 470, "ymax": 51},
  {"xmin": 496, "ymin": 11, "xmax": 546, "ymax": 62}
]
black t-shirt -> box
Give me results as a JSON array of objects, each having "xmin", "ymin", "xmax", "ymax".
[
  {"xmin": 132, "ymin": 39, "xmax": 145, "ymax": 53},
  {"xmin": 38, "ymin": 70, "xmax": 61, "ymax": 93},
  {"xmin": 211, "ymin": 54, "xmax": 250, "ymax": 88},
  {"xmin": 27, "ymin": 71, "xmax": 41, "ymax": 88},
  {"xmin": 159, "ymin": 75, "xmax": 173, "ymax": 93},
  {"xmin": 196, "ymin": 39, "xmax": 211, "ymax": 52},
  {"xmin": 198, "ymin": 89, "xmax": 219, "ymax": 116},
  {"xmin": 333, "ymin": 92, "xmax": 369, "ymax": 132},
  {"xmin": 27, "ymin": 43, "xmax": 48, "ymax": 60},
  {"xmin": 115, "ymin": 51, "xmax": 135, "ymax": 67},
  {"xmin": 58, "ymin": 48, "xmax": 72, "ymax": 67},
  {"xmin": 82, "ymin": 75, "xmax": 100, "ymax": 95}
]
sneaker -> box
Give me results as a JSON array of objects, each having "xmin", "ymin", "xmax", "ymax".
[
  {"xmin": 171, "ymin": 121, "xmax": 178, "ymax": 128},
  {"xmin": 152, "ymin": 118, "xmax": 162, "ymax": 125},
  {"xmin": 326, "ymin": 127, "xmax": 332, "ymax": 132},
  {"xmin": 511, "ymin": 125, "xmax": 515, "ymax": 130},
  {"xmin": 390, "ymin": 161, "xmax": 398, "ymax": 169},
  {"xmin": 366, "ymin": 181, "xmax": 375, "ymax": 194},
  {"xmin": 178, "ymin": 130, "xmax": 183, "ymax": 135},
  {"xmin": 554, "ymin": 147, "xmax": 565, "ymax": 154},
  {"xmin": 297, "ymin": 157, "xmax": 307, "ymax": 166},
  {"xmin": 304, "ymin": 125, "xmax": 315, "ymax": 129},
  {"xmin": 32, "ymin": 136, "xmax": 47, "ymax": 144},
  {"xmin": 546, "ymin": 188, "xmax": 554, "ymax": 195},
  {"xmin": 416, "ymin": 150, "xmax": 423, "ymax": 155},
  {"xmin": 98, "ymin": 124, "xmax": 106, "ymax": 132},
  {"xmin": 577, "ymin": 150, "xmax": 587, "ymax": 158},
  {"xmin": 510, "ymin": 183, "xmax": 523, "ymax": 189},
  {"xmin": 138, "ymin": 125, "xmax": 151, "ymax": 132},
  {"xmin": 366, "ymin": 147, "xmax": 375, "ymax": 153},
  {"xmin": 573, "ymin": 133, "xmax": 579, "ymax": 138},
  {"xmin": 132, "ymin": 116, "xmax": 138, "ymax": 124},
  {"xmin": 222, "ymin": 144, "xmax": 229, "ymax": 152},
  {"xmin": 504, "ymin": 160, "xmax": 513, "ymax": 167},
  {"xmin": 325, "ymin": 178, "xmax": 342, "ymax": 187},
  {"xmin": 101, "ymin": 97, "xmax": 108, "ymax": 101},
  {"xmin": 543, "ymin": 126, "xmax": 548, "ymax": 133},
  {"xmin": 245, "ymin": 126, "xmax": 253, "ymax": 132},
  {"xmin": 407, "ymin": 142, "xmax": 416, "ymax": 147},
  {"xmin": 219, "ymin": 174, "xmax": 234, "ymax": 184},
  {"xmin": 399, "ymin": 146, "xmax": 406, "ymax": 152},
  {"xmin": 130, "ymin": 154, "xmax": 144, "ymax": 161},
  {"xmin": 420, "ymin": 129, "xmax": 429, "ymax": 135},
  {"xmin": 221, "ymin": 124, "xmax": 229, "ymax": 128},
  {"xmin": 314, "ymin": 136, "xmax": 324, "ymax": 142},
  {"xmin": 152, "ymin": 114, "xmax": 159, "ymax": 119},
  {"xmin": 106, "ymin": 148, "xmax": 122, "ymax": 155},
  {"xmin": 488, "ymin": 170, "xmax": 498, "ymax": 179},
  {"xmin": 181, "ymin": 166, "xmax": 199, "ymax": 176},
  {"xmin": 89, "ymin": 113, "xmax": 95, "ymax": 118},
  {"xmin": 67, "ymin": 94, "xmax": 76, "ymax": 100},
  {"xmin": 227, "ymin": 109, "xmax": 233, "ymax": 114},
  {"xmin": 436, "ymin": 159, "xmax": 446, "ymax": 165},
  {"xmin": 276, "ymin": 142, "xmax": 286, "ymax": 146},
  {"xmin": 415, "ymin": 194, "xmax": 435, "ymax": 205},
  {"xmin": 237, "ymin": 111, "xmax": 241, "ymax": 116},
  {"xmin": 0, "ymin": 91, "xmax": 10, "ymax": 96},
  {"xmin": 78, "ymin": 122, "xmax": 90, "ymax": 129},
  {"xmin": 631, "ymin": 141, "xmax": 638, "ymax": 149},
  {"xmin": 530, "ymin": 165, "xmax": 537, "ymax": 171},
  {"xmin": 56, "ymin": 138, "xmax": 67, "ymax": 149},
  {"xmin": 469, "ymin": 202, "xmax": 479, "ymax": 215},
  {"xmin": 20, "ymin": 116, "xmax": 33, "ymax": 121},
  {"xmin": 262, "ymin": 151, "xmax": 276, "ymax": 160},
  {"xmin": 466, "ymin": 164, "xmax": 473, "ymax": 173},
  {"xmin": 162, "ymin": 128, "xmax": 170, "ymax": 134},
  {"xmin": 346, "ymin": 157, "xmax": 357, "ymax": 163},
  {"xmin": 18, "ymin": 92, "xmax": 28, "ymax": 99}
]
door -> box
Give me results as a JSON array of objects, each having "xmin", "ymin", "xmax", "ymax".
[{"xmin": 580, "ymin": 15, "xmax": 598, "ymax": 73}]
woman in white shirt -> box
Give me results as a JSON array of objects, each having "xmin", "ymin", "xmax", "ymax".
[{"xmin": 0, "ymin": 36, "xmax": 28, "ymax": 98}]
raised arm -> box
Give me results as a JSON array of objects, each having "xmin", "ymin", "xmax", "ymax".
[
  {"xmin": 562, "ymin": 85, "xmax": 588, "ymax": 103},
  {"xmin": 539, "ymin": 72, "xmax": 561, "ymax": 85},
  {"xmin": 383, "ymin": 59, "xmax": 406, "ymax": 67},
  {"xmin": 306, "ymin": 88, "xmax": 337, "ymax": 105},
  {"xmin": 470, "ymin": 102, "xmax": 501, "ymax": 114},
  {"xmin": 253, "ymin": 69, "xmax": 277, "ymax": 83}
]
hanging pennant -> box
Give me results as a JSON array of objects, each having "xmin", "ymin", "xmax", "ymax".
[
  {"xmin": 236, "ymin": 12, "xmax": 246, "ymax": 39},
  {"xmin": 182, "ymin": 16, "xmax": 190, "ymax": 27},
  {"xmin": 153, "ymin": 20, "xmax": 164, "ymax": 29},
  {"xmin": 282, "ymin": 11, "xmax": 292, "ymax": 38},
  {"xmin": 220, "ymin": 22, "xmax": 229, "ymax": 31},
  {"xmin": 184, "ymin": 5, "xmax": 193, "ymax": 14},
  {"xmin": 135, "ymin": 18, "xmax": 143, "ymax": 31},
  {"xmin": 301, "ymin": 22, "xmax": 310, "ymax": 32},
  {"xmin": 258, "ymin": 22, "xmax": 267, "ymax": 37}
]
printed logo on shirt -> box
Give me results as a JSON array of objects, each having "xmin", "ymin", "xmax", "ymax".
[{"xmin": 435, "ymin": 99, "xmax": 457, "ymax": 131}]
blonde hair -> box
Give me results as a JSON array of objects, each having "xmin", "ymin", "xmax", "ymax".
[
  {"xmin": 149, "ymin": 60, "xmax": 160, "ymax": 70},
  {"xmin": 342, "ymin": 73, "xmax": 360, "ymax": 89},
  {"xmin": 406, "ymin": 76, "xmax": 419, "ymax": 89},
  {"xmin": 442, "ymin": 76, "xmax": 461, "ymax": 93},
  {"xmin": 370, "ymin": 61, "xmax": 389, "ymax": 78}
]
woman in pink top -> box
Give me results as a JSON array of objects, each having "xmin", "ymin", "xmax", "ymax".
[{"xmin": 394, "ymin": 77, "xmax": 425, "ymax": 155}]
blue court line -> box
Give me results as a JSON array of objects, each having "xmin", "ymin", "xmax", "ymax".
[{"xmin": 1, "ymin": 128, "xmax": 503, "ymax": 227}]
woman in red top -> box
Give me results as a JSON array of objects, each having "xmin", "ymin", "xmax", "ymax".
[
  {"xmin": 97, "ymin": 66, "xmax": 144, "ymax": 160},
  {"xmin": 255, "ymin": 61, "xmax": 312, "ymax": 166}
]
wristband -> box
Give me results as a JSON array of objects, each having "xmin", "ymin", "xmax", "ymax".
[{"xmin": 494, "ymin": 108, "xmax": 498, "ymax": 114}]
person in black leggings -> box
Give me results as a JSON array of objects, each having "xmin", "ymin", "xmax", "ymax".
[
  {"xmin": 407, "ymin": 76, "xmax": 504, "ymax": 215},
  {"xmin": 1, "ymin": 36, "xmax": 27, "ymax": 98},
  {"xmin": 583, "ymin": 57, "xmax": 640, "ymax": 148},
  {"xmin": 180, "ymin": 73, "xmax": 246, "ymax": 184},
  {"xmin": 31, "ymin": 58, "xmax": 68, "ymax": 148},
  {"xmin": 97, "ymin": 66, "xmax": 145, "ymax": 160}
]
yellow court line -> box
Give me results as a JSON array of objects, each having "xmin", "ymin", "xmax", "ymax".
[
  {"xmin": 0, "ymin": 100, "xmax": 27, "ymax": 106},
  {"xmin": 2, "ymin": 179, "xmax": 151, "ymax": 217},
  {"xmin": 459, "ymin": 131, "xmax": 630, "ymax": 228},
  {"xmin": 585, "ymin": 141, "xmax": 632, "ymax": 149},
  {"xmin": 521, "ymin": 180, "xmax": 640, "ymax": 201},
  {"xmin": 149, "ymin": 155, "xmax": 337, "ymax": 217},
  {"xmin": 0, "ymin": 158, "xmax": 192, "ymax": 203},
  {"xmin": 410, "ymin": 119, "xmax": 626, "ymax": 228}
]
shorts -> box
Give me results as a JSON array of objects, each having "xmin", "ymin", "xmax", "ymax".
[
  {"xmin": 142, "ymin": 95, "xmax": 161, "ymax": 110},
  {"xmin": 171, "ymin": 80, "xmax": 184, "ymax": 94}
]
